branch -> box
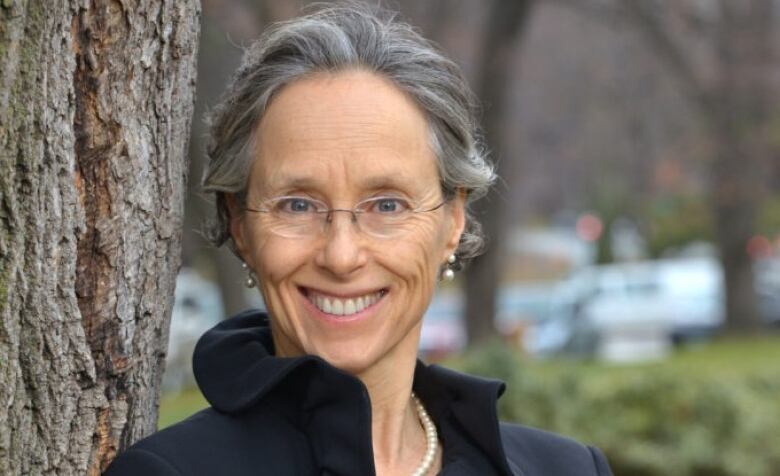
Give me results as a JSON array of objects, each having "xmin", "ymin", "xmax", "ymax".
[
  {"xmin": 543, "ymin": 0, "xmax": 626, "ymax": 29},
  {"xmin": 622, "ymin": 1, "xmax": 710, "ymax": 112},
  {"xmin": 676, "ymin": 1, "xmax": 719, "ymax": 36},
  {"xmin": 548, "ymin": 0, "xmax": 711, "ymax": 112}
]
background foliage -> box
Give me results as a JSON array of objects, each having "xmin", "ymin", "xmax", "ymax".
[{"xmin": 454, "ymin": 338, "xmax": 780, "ymax": 476}]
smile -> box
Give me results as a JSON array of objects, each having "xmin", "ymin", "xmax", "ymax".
[{"xmin": 302, "ymin": 288, "xmax": 386, "ymax": 317}]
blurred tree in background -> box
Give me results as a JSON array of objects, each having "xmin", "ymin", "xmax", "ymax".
[
  {"xmin": 620, "ymin": 0, "xmax": 777, "ymax": 333},
  {"xmin": 463, "ymin": 0, "xmax": 536, "ymax": 345},
  {"xmin": 182, "ymin": 0, "xmax": 285, "ymax": 316}
]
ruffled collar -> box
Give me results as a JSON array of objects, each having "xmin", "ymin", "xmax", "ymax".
[{"xmin": 193, "ymin": 309, "xmax": 516, "ymax": 475}]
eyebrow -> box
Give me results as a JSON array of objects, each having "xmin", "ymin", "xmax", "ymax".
[
  {"xmin": 268, "ymin": 175, "xmax": 318, "ymax": 192},
  {"xmin": 361, "ymin": 175, "xmax": 418, "ymax": 191},
  {"xmin": 269, "ymin": 173, "xmax": 423, "ymax": 194}
]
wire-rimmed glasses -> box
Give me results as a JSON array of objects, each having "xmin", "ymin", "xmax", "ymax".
[{"xmin": 244, "ymin": 195, "xmax": 447, "ymax": 239}]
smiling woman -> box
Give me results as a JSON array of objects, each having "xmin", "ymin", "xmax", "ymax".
[
  {"xmin": 105, "ymin": 3, "xmax": 612, "ymax": 476},
  {"xmin": 225, "ymin": 70, "xmax": 463, "ymax": 376}
]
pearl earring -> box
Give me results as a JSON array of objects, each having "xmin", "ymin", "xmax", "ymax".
[
  {"xmin": 242, "ymin": 262, "xmax": 257, "ymax": 288},
  {"xmin": 441, "ymin": 254, "xmax": 456, "ymax": 281}
]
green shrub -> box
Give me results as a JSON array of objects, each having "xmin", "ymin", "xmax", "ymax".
[{"xmin": 455, "ymin": 341, "xmax": 780, "ymax": 476}]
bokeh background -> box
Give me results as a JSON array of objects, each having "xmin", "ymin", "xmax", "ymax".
[{"xmin": 162, "ymin": 1, "xmax": 780, "ymax": 475}]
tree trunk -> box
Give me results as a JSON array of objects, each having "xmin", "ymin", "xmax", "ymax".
[
  {"xmin": 464, "ymin": 0, "xmax": 535, "ymax": 346},
  {"xmin": 708, "ymin": 0, "xmax": 773, "ymax": 332},
  {"xmin": 0, "ymin": 0, "xmax": 199, "ymax": 474},
  {"xmin": 621, "ymin": 0, "xmax": 774, "ymax": 332},
  {"xmin": 710, "ymin": 108, "xmax": 763, "ymax": 332}
]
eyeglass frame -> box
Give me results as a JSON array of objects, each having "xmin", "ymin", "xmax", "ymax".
[{"xmin": 242, "ymin": 194, "xmax": 449, "ymax": 239}]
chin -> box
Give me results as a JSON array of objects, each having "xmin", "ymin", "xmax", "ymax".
[
  {"xmin": 316, "ymin": 324, "xmax": 423, "ymax": 379},
  {"xmin": 310, "ymin": 339, "xmax": 386, "ymax": 376}
]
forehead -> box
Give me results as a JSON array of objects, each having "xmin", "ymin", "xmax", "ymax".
[{"xmin": 251, "ymin": 70, "xmax": 439, "ymax": 194}]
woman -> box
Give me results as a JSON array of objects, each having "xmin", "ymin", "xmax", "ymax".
[{"xmin": 106, "ymin": 4, "xmax": 613, "ymax": 475}]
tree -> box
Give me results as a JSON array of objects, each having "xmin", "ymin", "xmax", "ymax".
[
  {"xmin": 0, "ymin": 1, "xmax": 200, "ymax": 474},
  {"xmin": 622, "ymin": 0, "xmax": 776, "ymax": 332},
  {"xmin": 464, "ymin": 0, "xmax": 536, "ymax": 345}
]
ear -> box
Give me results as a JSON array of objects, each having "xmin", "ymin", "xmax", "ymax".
[
  {"xmin": 443, "ymin": 189, "xmax": 467, "ymax": 260},
  {"xmin": 225, "ymin": 193, "xmax": 251, "ymax": 263}
]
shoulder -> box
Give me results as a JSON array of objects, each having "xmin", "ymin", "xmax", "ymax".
[
  {"xmin": 103, "ymin": 446, "xmax": 181, "ymax": 475},
  {"xmin": 499, "ymin": 422, "xmax": 613, "ymax": 476},
  {"xmin": 104, "ymin": 408, "xmax": 230, "ymax": 475},
  {"xmin": 104, "ymin": 406, "xmax": 310, "ymax": 476}
]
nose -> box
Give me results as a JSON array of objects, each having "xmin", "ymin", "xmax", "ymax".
[{"xmin": 314, "ymin": 211, "xmax": 368, "ymax": 276}]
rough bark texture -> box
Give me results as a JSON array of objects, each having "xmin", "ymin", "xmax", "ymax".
[{"xmin": 0, "ymin": 0, "xmax": 200, "ymax": 474}]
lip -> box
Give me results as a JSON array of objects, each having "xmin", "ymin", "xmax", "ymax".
[
  {"xmin": 299, "ymin": 286, "xmax": 387, "ymax": 300},
  {"xmin": 298, "ymin": 286, "xmax": 387, "ymax": 324}
]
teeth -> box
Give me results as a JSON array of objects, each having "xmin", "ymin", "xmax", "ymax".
[{"xmin": 307, "ymin": 290, "xmax": 384, "ymax": 316}]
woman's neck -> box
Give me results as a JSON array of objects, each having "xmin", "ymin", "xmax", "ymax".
[{"xmin": 356, "ymin": 334, "xmax": 436, "ymax": 476}]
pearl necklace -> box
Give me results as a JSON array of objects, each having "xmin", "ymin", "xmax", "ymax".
[{"xmin": 411, "ymin": 392, "xmax": 438, "ymax": 476}]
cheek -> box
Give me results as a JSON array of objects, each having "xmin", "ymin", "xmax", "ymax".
[
  {"xmin": 245, "ymin": 228, "xmax": 305, "ymax": 286},
  {"xmin": 377, "ymin": 218, "xmax": 448, "ymax": 290}
]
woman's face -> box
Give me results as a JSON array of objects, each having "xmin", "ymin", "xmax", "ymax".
[{"xmin": 229, "ymin": 70, "xmax": 465, "ymax": 375}]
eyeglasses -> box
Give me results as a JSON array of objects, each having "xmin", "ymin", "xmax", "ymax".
[{"xmin": 244, "ymin": 195, "xmax": 446, "ymax": 239}]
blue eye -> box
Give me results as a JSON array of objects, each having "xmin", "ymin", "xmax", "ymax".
[
  {"xmin": 278, "ymin": 198, "xmax": 315, "ymax": 213},
  {"xmin": 371, "ymin": 198, "xmax": 409, "ymax": 214},
  {"xmin": 378, "ymin": 199, "xmax": 397, "ymax": 212}
]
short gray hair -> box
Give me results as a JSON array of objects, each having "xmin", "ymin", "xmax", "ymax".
[{"xmin": 201, "ymin": 2, "xmax": 495, "ymax": 265}]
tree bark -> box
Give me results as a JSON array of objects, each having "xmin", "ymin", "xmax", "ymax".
[
  {"xmin": 464, "ymin": 0, "xmax": 535, "ymax": 346},
  {"xmin": 0, "ymin": 0, "xmax": 200, "ymax": 474}
]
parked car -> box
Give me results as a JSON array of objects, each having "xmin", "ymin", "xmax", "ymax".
[
  {"xmin": 496, "ymin": 283, "xmax": 566, "ymax": 334},
  {"xmin": 524, "ymin": 257, "xmax": 726, "ymax": 361},
  {"xmin": 421, "ymin": 282, "xmax": 569, "ymax": 358}
]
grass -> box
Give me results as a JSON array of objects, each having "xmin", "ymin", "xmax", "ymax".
[
  {"xmin": 158, "ymin": 387, "xmax": 209, "ymax": 429},
  {"xmin": 530, "ymin": 333, "xmax": 780, "ymax": 379},
  {"xmin": 157, "ymin": 333, "xmax": 780, "ymax": 429}
]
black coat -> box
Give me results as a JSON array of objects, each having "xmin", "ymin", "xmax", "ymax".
[{"xmin": 105, "ymin": 310, "xmax": 613, "ymax": 476}]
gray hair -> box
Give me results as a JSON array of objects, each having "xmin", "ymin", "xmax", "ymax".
[{"xmin": 201, "ymin": 2, "xmax": 495, "ymax": 265}]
